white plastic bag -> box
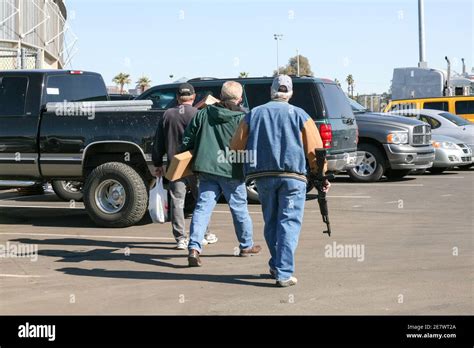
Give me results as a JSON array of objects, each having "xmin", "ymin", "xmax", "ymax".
[{"xmin": 149, "ymin": 177, "xmax": 169, "ymax": 224}]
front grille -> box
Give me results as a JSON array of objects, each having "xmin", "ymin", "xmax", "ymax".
[
  {"xmin": 412, "ymin": 125, "xmax": 432, "ymax": 146},
  {"xmin": 457, "ymin": 144, "xmax": 470, "ymax": 154},
  {"xmin": 462, "ymin": 157, "xmax": 472, "ymax": 162}
]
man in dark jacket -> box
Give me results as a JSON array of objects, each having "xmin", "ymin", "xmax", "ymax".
[
  {"xmin": 152, "ymin": 83, "xmax": 218, "ymax": 250},
  {"xmin": 182, "ymin": 81, "xmax": 261, "ymax": 267}
]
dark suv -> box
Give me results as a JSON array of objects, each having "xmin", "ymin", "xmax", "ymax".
[{"xmin": 137, "ymin": 76, "xmax": 361, "ymax": 201}]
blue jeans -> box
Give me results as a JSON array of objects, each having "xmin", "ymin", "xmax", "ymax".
[
  {"xmin": 256, "ymin": 177, "xmax": 306, "ymax": 282},
  {"xmin": 188, "ymin": 174, "xmax": 254, "ymax": 253}
]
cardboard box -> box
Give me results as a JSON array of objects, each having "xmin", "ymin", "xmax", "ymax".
[
  {"xmin": 195, "ymin": 94, "xmax": 220, "ymax": 109},
  {"xmin": 165, "ymin": 151, "xmax": 194, "ymax": 181}
]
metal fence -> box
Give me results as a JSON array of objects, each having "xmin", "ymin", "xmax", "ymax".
[
  {"xmin": 0, "ymin": 47, "xmax": 38, "ymax": 70},
  {"xmin": 355, "ymin": 95, "xmax": 389, "ymax": 113}
]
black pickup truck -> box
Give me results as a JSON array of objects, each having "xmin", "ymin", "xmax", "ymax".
[{"xmin": 0, "ymin": 70, "xmax": 162, "ymax": 227}]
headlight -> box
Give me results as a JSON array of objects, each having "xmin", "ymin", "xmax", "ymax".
[
  {"xmin": 440, "ymin": 142, "xmax": 458, "ymax": 150},
  {"xmin": 387, "ymin": 132, "xmax": 409, "ymax": 144}
]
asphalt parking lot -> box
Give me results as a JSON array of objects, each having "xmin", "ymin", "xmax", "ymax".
[{"xmin": 0, "ymin": 170, "xmax": 472, "ymax": 315}]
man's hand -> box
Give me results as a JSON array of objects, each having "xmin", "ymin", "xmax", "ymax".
[
  {"xmin": 153, "ymin": 166, "xmax": 166, "ymax": 178},
  {"xmin": 322, "ymin": 179, "xmax": 331, "ymax": 193}
]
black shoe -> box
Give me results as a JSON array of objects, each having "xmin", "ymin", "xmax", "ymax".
[{"xmin": 188, "ymin": 249, "xmax": 202, "ymax": 267}]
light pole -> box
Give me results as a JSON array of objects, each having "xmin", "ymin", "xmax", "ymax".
[
  {"xmin": 274, "ymin": 34, "xmax": 283, "ymax": 74},
  {"xmin": 418, "ymin": 0, "xmax": 427, "ymax": 68},
  {"xmin": 296, "ymin": 49, "xmax": 300, "ymax": 77}
]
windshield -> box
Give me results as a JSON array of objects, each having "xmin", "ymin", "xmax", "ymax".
[
  {"xmin": 439, "ymin": 112, "xmax": 472, "ymax": 127},
  {"xmin": 347, "ymin": 97, "xmax": 367, "ymax": 113}
]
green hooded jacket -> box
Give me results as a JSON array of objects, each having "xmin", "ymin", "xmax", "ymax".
[{"xmin": 181, "ymin": 104, "xmax": 245, "ymax": 180}]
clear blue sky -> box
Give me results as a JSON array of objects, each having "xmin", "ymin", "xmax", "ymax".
[{"xmin": 66, "ymin": 0, "xmax": 473, "ymax": 94}]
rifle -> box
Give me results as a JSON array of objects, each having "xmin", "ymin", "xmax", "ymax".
[{"xmin": 309, "ymin": 149, "xmax": 335, "ymax": 237}]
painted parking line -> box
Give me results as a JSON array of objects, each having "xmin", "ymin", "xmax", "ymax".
[
  {"xmin": 407, "ymin": 176, "xmax": 465, "ymax": 179},
  {"xmin": 327, "ymin": 196, "xmax": 371, "ymax": 199},
  {"xmin": 0, "ymin": 274, "xmax": 43, "ymax": 278},
  {"xmin": 0, "ymin": 204, "xmax": 84, "ymax": 209},
  {"xmin": 0, "ymin": 232, "xmax": 175, "ymax": 241},
  {"xmin": 333, "ymin": 183, "xmax": 424, "ymax": 187}
]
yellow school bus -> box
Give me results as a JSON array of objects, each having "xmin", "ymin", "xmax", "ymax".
[{"xmin": 385, "ymin": 96, "xmax": 474, "ymax": 122}]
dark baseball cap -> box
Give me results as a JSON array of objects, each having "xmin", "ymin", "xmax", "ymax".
[{"xmin": 177, "ymin": 83, "xmax": 195, "ymax": 96}]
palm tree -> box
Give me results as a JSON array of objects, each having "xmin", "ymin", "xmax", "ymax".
[
  {"xmin": 346, "ymin": 74, "xmax": 355, "ymax": 98},
  {"xmin": 334, "ymin": 78, "xmax": 341, "ymax": 87},
  {"xmin": 113, "ymin": 73, "xmax": 131, "ymax": 95},
  {"xmin": 239, "ymin": 72, "xmax": 249, "ymax": 78},
  {"xmin": 136, "ymin": 76, "xmax": 152, "ymax": 93}
]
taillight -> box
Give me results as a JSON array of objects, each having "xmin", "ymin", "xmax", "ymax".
[
  {"xmin": 356, "ymin": 127, "xmax": 359, "ymax": 144},
  {"xmin": 319, "ymin": 124, "xmax": 333, "ymax": 149},
  {"xmin": 69, "ymin": 70, "xmax": 84, "ymax": 75}
]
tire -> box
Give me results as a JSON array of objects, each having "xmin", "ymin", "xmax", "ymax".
[
  {"xmin": 52, "ymin": 180, "xmax": 83, "ymax": 202},
  {"xmin": 83, "ymin": 162, "xmax": 148, "ymax": 228},
  {"xmin": 385, "ymin": 169, "xmax": 411, "ymax": 180},
  {"xmin": 348, "ymin": 143, "xmax": 386, "ymax": 182},
  {"xmin": 428, "ymin": 167, "xmax": 448, "ymax": 175}
]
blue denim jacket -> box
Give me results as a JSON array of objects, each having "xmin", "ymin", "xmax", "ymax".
[{"xmin": 244, "ymin": 101, "xmax": 311, "ymax": 181}]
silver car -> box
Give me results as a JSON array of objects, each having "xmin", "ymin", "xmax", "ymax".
[
  {"xmin": 429, "ymin": 135, "xmax": 473, "ymax": 174},
  {"xmin": 390, "ymin": 109, "xmax": 474, "ymax": 169}
]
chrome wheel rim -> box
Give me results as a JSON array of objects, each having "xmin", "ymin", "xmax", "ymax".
[
  {"xmin": 95, "ymin": 179, "xmax": 126, "ymax": 214},
  {"xmin": 246, "ymin": 180, "xmax": 258, "ymax": 195},
  {"xmin": 354, "ymin": 152, "xmax": 377, "ymax": 176},
  {"xmin": 62, "ymin": 181, "xmax": 82, "ymax": 193}
]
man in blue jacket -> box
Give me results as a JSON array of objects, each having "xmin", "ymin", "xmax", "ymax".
[{"xmin": 231, "ymin": 75, "xmax": 331, "ymax": 287}]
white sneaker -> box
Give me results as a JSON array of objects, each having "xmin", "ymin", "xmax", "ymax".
[
  {"xmin": 202, "ymin": 233, "xmax": 218, "ymax": 246},
  {"xmin": 176, "ymin": 239, "xmax": 188, "ymax": 250},
  {"xmin": 277, "ymin": 276, "xmax": 298, "ymax": 288}
]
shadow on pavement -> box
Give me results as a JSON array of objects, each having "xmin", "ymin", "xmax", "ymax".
[
  {"xmin": 0, "ymin": 208, "xmax": 155, "ymax": 228},
  {"xmin": 58, "ymin": 267, "xmax": 277, "ymax": 288},
  {"xmin": 10, "ymin": 237, "xmax": 274, "ymax": 287}
]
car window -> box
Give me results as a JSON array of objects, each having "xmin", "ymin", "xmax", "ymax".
[
  {"xmin": 424, "ymin": 101, "xmax": 449, "ymax": 112},
  {"xmin": 439, "ymin": 112, "xmax": 472, "ymax": 126},
  {"xmin": 0, "ymin": 76, "xmax": 28, "ymax": 116},
  {"xmin": 245, "ymin": 83, "xmax": 272, "ymax": 108},
  {"xmin": 390, "ymin": 103, "xmax": 417, "ymax": 111},
  {"xmin": 194, "ymin": 86, "xmax": 223, "ymax": 106},
  {"xmin": 45, "ymin": 74, "xmax": 108, "ymax": 104},
  {"xmin": 142, "ymin": 89, "xmax": 178, "ymax": 109},
  {"xmin": 455, "ymin": 101, "xmax": 474, "ymax": 115},
  {"xmin": 420, "ymin": 115, "xmax": 441, "ymax": 129},
  {"xmin": 318, "ymin": 83, "xmax": 352, "ymax": 119}
]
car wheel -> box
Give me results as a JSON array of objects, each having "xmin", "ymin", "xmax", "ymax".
[
  {"xmin": 348, "ymin": 143, "xmax": 385, "ymax": 182},
  {"xmin": 428, "ymin": 167, "xmax": 448, "ymax": 175},
  {"xmin": 52, "ymin": 180, "xmax": 83, "ymax": 202},
  {"xmin": 385, "ymin": 169, "xmax": 412, "ymax": 180},
  {"xmin": 83, "ymin": 162, "xmax": 148, "ymax": 228}
]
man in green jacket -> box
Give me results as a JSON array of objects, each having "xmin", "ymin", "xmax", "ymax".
[{"xmin": 182, "ymin": 81, "xmax": 261, "ymax": 267}]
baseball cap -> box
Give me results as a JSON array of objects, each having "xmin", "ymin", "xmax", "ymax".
[
  {"xmin": 271, "ymin": 75, "xmax": 293, "ymax": 94},
  {"xmin": 177, "ymin": 83, "xmax": 195, "ymax": 96}
]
